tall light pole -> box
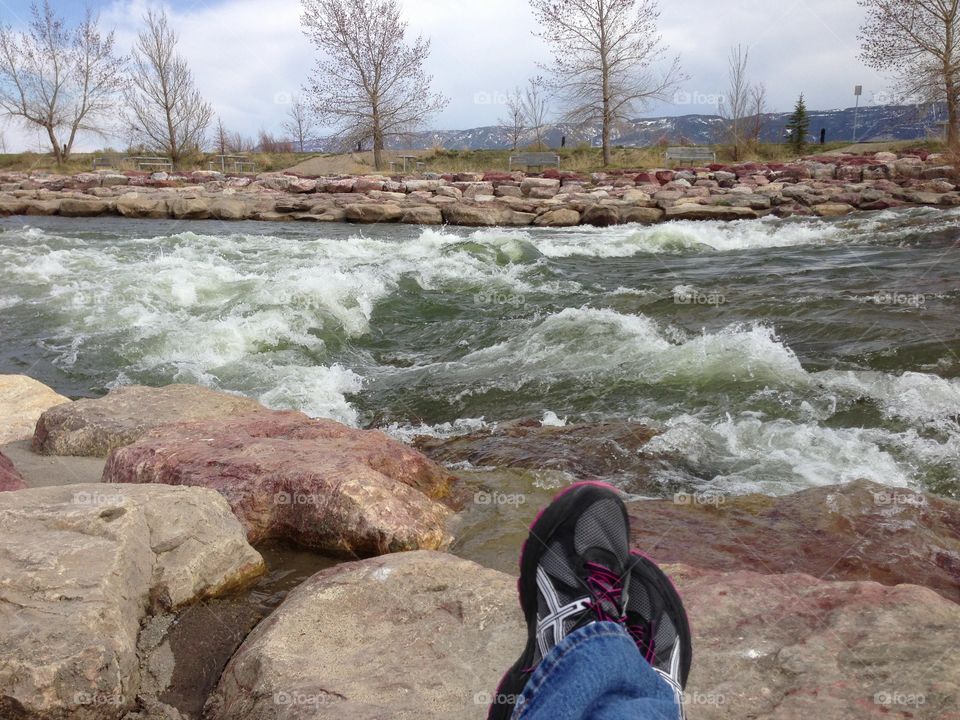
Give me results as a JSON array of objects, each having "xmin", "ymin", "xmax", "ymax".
[{"xmin": 853, "ymin": 85, "xmax": 863, "ymax": 142}]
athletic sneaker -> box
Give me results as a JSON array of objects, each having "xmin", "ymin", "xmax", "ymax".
[
  {"xmin": 624, "ymin": 550, "xmax": 693, "ymax": 713},
  {"xmin": 487, "ymin": 481, "xmax": 632, "ymax": 720}
]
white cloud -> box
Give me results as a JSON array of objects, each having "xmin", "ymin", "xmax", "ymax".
[{"xmin": 1, "ymin": 0, "xmax": 892, "ymax": 152}]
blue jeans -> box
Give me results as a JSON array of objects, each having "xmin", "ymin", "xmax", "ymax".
[{"xmin": 514, "ymin": 622, "xmax": 683, "ymax": 720}]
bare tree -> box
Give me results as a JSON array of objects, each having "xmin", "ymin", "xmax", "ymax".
[
  {"xmin": 125, "ymin": 9, "xmax": 213, "ymax": 166},
  {"xmin": 499, "ymin": 86, "xmax": 526, "ymax": 150},
  {"xmin": 282, "ymin": 96, "xmax": 315, "ymax": 152},
  {"xmin": 0, "ymin": 1, "xmax": 125, "ymax": 165},
  {"xmin": 530, "ymin": 0, "xmax": 684, "ymax": 166},
  {"xmin": 859, "ymin": 0, "xmax": 960, "ymax": 149},
  {"xmin": 214, "ymin": 116, "xmax": 229, "ymax": 155},
  {"xmin": 522, "ymin": 77, "xmax": 550, "ymax": 150},
  {"xmin": 300, "ymin": 0, "xmax": 448, "ymax": 170},
  {"xmin": 749, "ymin": 83, "xmax": 768, "ymax": 144},
  {"xmin": 718, "ymin": 45, "xmax": 753, "ymax": 160}
]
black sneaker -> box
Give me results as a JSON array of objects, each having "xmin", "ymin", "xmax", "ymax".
[
  {"xmin": 624, "ymin": 550, "xmax": 692, "ymax": 710},
  {"xmin": 487, "ymin": 481, "xmax": 632, "ymax": 720}
]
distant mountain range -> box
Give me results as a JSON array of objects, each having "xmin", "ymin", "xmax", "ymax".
[{"xmin": 310, "ymin": 104, "xmax": 948, "ymax": 152}]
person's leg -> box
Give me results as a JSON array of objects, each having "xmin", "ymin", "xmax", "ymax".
[
  {"xmin": 487, "ymin": 481, "xmax": 688, "ymax": 720},
  {"xmin": 514, "ymin": 621, "xmax": 682, "ymax": 720}
]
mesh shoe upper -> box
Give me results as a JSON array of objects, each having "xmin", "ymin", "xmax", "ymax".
[
  {"xmin": 531, "ymin": 496, "xmax": 631, "ymax": 666},
  {"xmin": 625, "ymin": 552, "xmax": 693, "ymax": 689}
]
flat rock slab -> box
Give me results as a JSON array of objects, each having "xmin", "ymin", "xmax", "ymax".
[
  {"xmin": 204, "ymin": 551, "xmax": 526, "ymax": 720},
  {"xmin": 0, "ymin": 440, "xmax": 105, "ymax": 488},
  {"xmin": 103, "ymin": 411, "xmax": 457, "ymax": 557},
  {"xmin": 674, "ymin": 565, "xmax": 960, "ymax": 719},
  {"xmin": 32, "ymin": 384, "xmax": 263, "ymax": 457},
  {"xmin": 0, "ymin": 484, "xmax": 264, "ymax": 720},
  {"xmin": 0, "ymin": 451, "xmax": 25, "ymax": 491},
  {"xmin": 627, "ymin": 479, "xmax": 960, "ymax": 604},
  {"xmin": 204, "ymin": 551, "xmax": 960, "ymax": 720},
  {"xmin": 0, "ymin": 375, "xmax": 70, "ymax": 444}
]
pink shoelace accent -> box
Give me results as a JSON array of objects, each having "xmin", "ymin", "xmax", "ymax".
[
  {"xmin": 627, "ymin": 620, "xmax": 657, "ymax": 664},
  {"xmin": 584, "ymin": 562, "xmax": 626, "ymax": 622}
]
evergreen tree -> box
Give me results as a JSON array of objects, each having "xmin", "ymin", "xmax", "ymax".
[{"xmin": 785, "ymin": 93, "xmax": 810, "ymax": 154}]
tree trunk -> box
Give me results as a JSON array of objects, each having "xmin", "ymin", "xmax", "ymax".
[
  {"xmin": 372, "ymin": 104, "xmax": 384, "ymax": 171},
  {"xmin": 945, "ymin": 75, "xmax": 959, "ymax": 151},
  {"xmin": 46, "ymin": 125, "xmax": 63, "ymax": 166}
]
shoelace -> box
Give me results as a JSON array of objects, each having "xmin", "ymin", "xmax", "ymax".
[
  {"xmin": 583, "ymin": 561, "xmax": 626, "ymax": 622},
  {"xmin": 627, "ymin": 619, "xmax": 657, "ymax": 664}
]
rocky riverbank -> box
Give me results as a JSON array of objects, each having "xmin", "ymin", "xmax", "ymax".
[
  {"xmin": 0, "ymin": 150, "xmax": 958, "ymax": 228},
  {"xmin": 2, "ymin": 376, "xmax": 959, "ymax": 719}
]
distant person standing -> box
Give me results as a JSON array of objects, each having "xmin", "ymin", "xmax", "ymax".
[
  {"xmin": 820, "ymin": 128, "xmax": 826, "ymax": 145},
  {"xmin": 561, "ymin": 135, "xmax": 567, "ymax": 148}
]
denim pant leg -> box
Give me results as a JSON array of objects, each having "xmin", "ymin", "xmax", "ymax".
[{"xmin": 515, "ymin": 622, "xmax": 682, "ymax": 720}]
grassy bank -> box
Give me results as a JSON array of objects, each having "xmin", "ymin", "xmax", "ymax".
[{"xmin": 0, "ymin": 140, "xmax": 950, "ymax": 177}]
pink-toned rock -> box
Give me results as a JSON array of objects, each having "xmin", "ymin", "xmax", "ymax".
[
  {"xmin": 628, "ymin": 479, "xmax": 960, "ymax": 604},
  {"xmin": 672, "ymin": 565, "xmax": 960, "ymax": 720},
  {"xmin": 103, "ymin": 411, "xmax": 457, "ymax": 557},
  {"xmin": 0, "ymin": 452, "xmax": 26, "ymax": 491}
]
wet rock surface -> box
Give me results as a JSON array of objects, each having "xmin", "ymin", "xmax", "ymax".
[
  {"xmin": 414, "ymin": 418, "xmax": 661, "ymax": 485},
  {"xmin": 103, "ymin": 410, "xmax": 458, "ymax": 557}
]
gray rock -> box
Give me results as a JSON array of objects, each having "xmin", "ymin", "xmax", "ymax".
[
  {"xmin": 534, "ymin": 208, "xmax": 581, "ymax": 226},
  {"xmin": 116, "ymin": 193, "xmax": 170, "ymax": 219},
  {"xmin": 169, "ymin": 197, "xmax": 211, "ymax": 220},
  {"xmin": 344, "ymin": 203, "xmax": 403, "ymax": 223},
  {"xmin": 58, "ymin": 198, "xmax": 112, "ymax": 217},
  {"xmin": 400, "ymin": 206, "xmax": 443, "ymax": 225},
  {"xmin": 204, "ymin": 552, "xmax": 526, "ymax": 720},
  {"xmin": 581, "ymin": 204, "xmax": 621, "ymax": 226},
  {"xmin": 0, "ymin": 484, "xmax": 264, "ymax": 720},
  {"xmin": 32, "ymin": 384, "xmax": 263, "ymax": 457}
]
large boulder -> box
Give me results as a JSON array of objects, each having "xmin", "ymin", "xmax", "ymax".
[
  {"xmin": 203, "ymin": 551, "xmax": 960, "ymax": 720},
  {"xmin": 664, "ymin": 205, "xmax": 759, "ymax": 221},
  {"xmin": 628, "ymin": 479, "xmax": 960, "ymax": 604},
  {"xmin": 32, "ymin": 384, "xmax": 263, "ymax": 457},
  {"xmin": 400, "ymin": 205, "xmax": 443, "ymax": 224},
  {"xmin": 674, "ymin": 565, "xmax": 960, "ymax": 719},
  {"xmin": 0, "ymin": 375, "xmax": 70, "ymax": 444},
  {"xmin": 813, "ymin": 203, "xmax": 856, "ymax": 217},
  {"xmin": 169, "ymin": 196, "xmax": 212, "ymax": 220},
  {"xmin": 115, "ymin": 193, "xmax": 170, "ymax": 219},
  {"xmin": 204, "ymin": 552, "xmax": 525, "ymax": 720},
  {"xmin": 344, "ymin": 203, "xmax": 403, "ymax": 223},
  {"xmin": 533, "ymin": 208, "xmax": 581, "ymax": 227},
  {"xmin": 102, "ymin": 411, "xmax": 457, "ymax": 557},
  {"xmin": 58, "ymin": 198, "xmax": 112, "ymax": 217},
  {"xmin": 581, "ymin": 204, "xmax": 621, "ymax": 227},
  {"xmin": 441, "ymin": 203, "xmax": 535, "ymax": 227},
  {"xmin": 0, "ymin": 484, "xmax": 264, "ymax": 720},
  {"xmin": 0, "ymin": 452, "xmax": 26, "ymax": 491}
]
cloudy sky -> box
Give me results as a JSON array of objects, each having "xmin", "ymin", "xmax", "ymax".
[{"xmin": 0, "ymin": 0, "xmax": 891, "ymax": 151}]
